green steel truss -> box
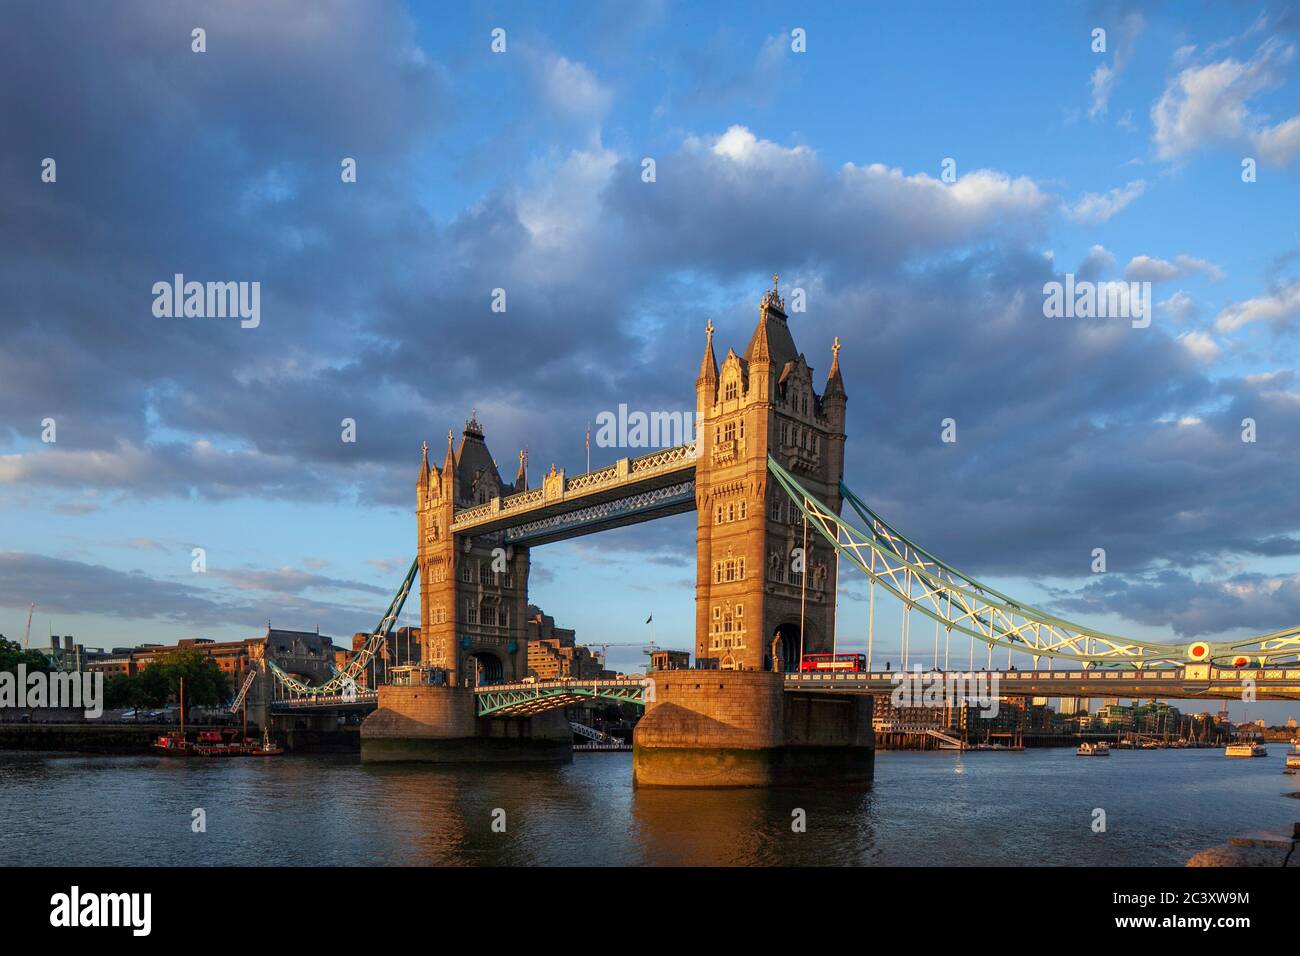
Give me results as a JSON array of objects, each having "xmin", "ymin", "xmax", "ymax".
[
  {"xmin": 475, "ymin": 679, "xmax": 650, "ymax": 717},
  {"xmin": 768, "ymin": 456, "xmax": 1300, "ymax": 668},
  {"xmin": 265, "ymin": 558, "xmax": 418, "ymax": 697}
]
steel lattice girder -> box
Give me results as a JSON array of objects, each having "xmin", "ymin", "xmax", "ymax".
[
  {"xmin": 475, "ymin": 681, "xmax": 650, "ymax": 717},
  {"xmin": 503, "ymin": 481, "xmax": 696, "ymax": 546},
  {"xmin": 266, "ymin": 558, "xmax": 418, "ymax": 699},
  {"xmin": 767, "ymin": 455, "xmax": 1300, "ymax": 666}
]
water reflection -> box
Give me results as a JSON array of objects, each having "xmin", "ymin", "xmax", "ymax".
[{"xmin": 1, "ymin": 748, "xmax": 1296, "ymax": 866}]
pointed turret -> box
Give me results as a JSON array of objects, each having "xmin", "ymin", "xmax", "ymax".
[
  {"xmin": 824, "ymin": 337, "xmax": 846, "ymax": 401},
  {"xmin": 744, "ymin": 274, "xmax": 798, "ymax": 371},
  {"xmin": 696, "ymin": 319, "xmax": 719, "ymax": 405},
  {"xmin": 515, "ymin": 447, "xmax": 529, "ymax": 491},
  {"xmin": 441, "ymin": 428, "xmax": 458, "ymax": 499},
  {"xmin": 417, "ymin": 440, "xmax": 432, "ymax": 507},
  {"xmin": 698, "ymin": 319, "xmax": 718, "ymax": 383}
]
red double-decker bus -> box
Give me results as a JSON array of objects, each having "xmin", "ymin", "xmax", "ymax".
[{"xmin": 799, "ymin": 653, "xmax": 867, "ymax": 673}]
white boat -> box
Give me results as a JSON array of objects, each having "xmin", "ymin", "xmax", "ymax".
[
  {"xmin": 1286, "ymin": 745, "xmax": 1300, "ymax": 771},
  {"xmin": 1224, "ymin": 742, "xmax": 1268, "ymax": 758},
  {"xmin": 1077, "ymin": 741, "xmax": 1110, "ymax": 756}
]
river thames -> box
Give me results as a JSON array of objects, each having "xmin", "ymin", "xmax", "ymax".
[{"xmin": 2, "ymin": 747, "xmax": 1296, "ymax": 866}]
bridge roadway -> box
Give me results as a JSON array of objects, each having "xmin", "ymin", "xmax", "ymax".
[
  {"xmin": 270, "ymin": 690, "xmax": 378, "ymax": 712},
  {"xmin": 448, "ymin": 442, "xmax": 697, "ymax": 545},
  {"xmin": 784, "ymin": 665, "xmax": 1300, "ymax": 701}
]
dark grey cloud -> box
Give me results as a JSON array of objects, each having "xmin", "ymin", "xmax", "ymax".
[
  {"xmin": 1050, "ymin": 568, "xmax": 1300, "ymax": 638},
  {"xmin": 1, "ymin": 3, "xmax": 1298, "ymax": 643},
  {"xmin": 0, "ymin": 551, "xmax": 381, "ymax": 637}
]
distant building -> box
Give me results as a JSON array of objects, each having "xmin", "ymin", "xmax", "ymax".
[
  {"xmin": 649, "ymin": 649, "xmax": 690, "ymax": 671},
  {"xmin": 525, "ymin": 605, "xmax": 609, "ymax": 679},
  {"xmin": 86, "ymin": 628, "xmax": 342, "ymax": 691},
  {"xmin": 348, "ymin": 625, "xmax": 422, "ymax": 687}
]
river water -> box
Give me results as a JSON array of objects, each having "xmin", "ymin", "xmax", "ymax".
[{"xmin": 2, "ymin": 747, "xmax": 1296, "ymax": 866}]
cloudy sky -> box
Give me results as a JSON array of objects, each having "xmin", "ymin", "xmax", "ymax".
[{"xmin": 2, "ymin": 1, "xmax": 1298, "ymax": 718}]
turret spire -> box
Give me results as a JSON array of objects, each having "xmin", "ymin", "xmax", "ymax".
[
  {"xmin": 825, "ymin": 336, "xmax": 846, "ymax": 400},
  {"xmin": 516, "ymin": 447, "xmax": 529, "ymax": 491},
  {"xmin": 697, "ymin": 319, "xmax": 718, "ymax": 387}
]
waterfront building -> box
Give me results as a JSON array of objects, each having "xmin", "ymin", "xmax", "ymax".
[
  {"xmin": 1057, "ymin": 696, "xmax": 1087, "ymax": 715},
  {"xmin": 649, "ymin": 649, "xmax": 691, "ymax": 671},
  {"xmin": 86, "ymin": 628, "xmax": 342, "ymax": 691},
  {"xmin": 525, "ymin": 605, "xmax": 609, "ymax": 680}
]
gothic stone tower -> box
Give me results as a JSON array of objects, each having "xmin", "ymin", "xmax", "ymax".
[
  {"xmin": 693, "ymin": 277, "xmax": 847, "ymax": 672},
  {"xmin": 416, "ymin": 412, "xmax": 532, "ymax": 686}
]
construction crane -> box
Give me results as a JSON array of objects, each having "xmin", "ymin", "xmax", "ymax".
[{"xmin": 23, "ymin": 603, "xmax": 35, "ymax": 649}]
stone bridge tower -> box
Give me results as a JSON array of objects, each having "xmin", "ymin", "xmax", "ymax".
[
  {"xmin": 693, "ymin": 277, "xmax": 847, "ymax": 672},
  {"xmin": 417, "ymin": 413, "xmax": 532, "ymax": 686}
]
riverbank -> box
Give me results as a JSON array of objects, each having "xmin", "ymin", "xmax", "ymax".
[
  {"xmin": 1187, "ymin": 826, "xmax": 1299, "ymax": 866},
  {"xmin": 0, "ymin": 722, "xmax": 359, "ymax": 753}
]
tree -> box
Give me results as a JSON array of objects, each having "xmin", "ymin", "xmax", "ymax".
[
  {"xmin": 116, "ymin": 648, "xmax": 231, "ymax": 718},
  {"xmin": 0, "ymin": 637, "xmax": 52, "ymax": 674}
]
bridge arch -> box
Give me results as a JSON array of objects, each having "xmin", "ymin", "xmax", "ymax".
[
  {"xmin": 770, "ymin": 622, "xmax": 805, "ymax": 673},
  {"xmin": 467, "ymin": 649, "xmax": 505, "ymax": 686}
]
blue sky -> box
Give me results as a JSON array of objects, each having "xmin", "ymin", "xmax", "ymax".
[{"xmin": 2, "ymin": 1, "xmax": 1299, "ymax": 721}]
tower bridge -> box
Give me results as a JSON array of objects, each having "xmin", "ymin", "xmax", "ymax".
[{"xmin": 255, "ymin": 275, "xmax": 1299, "ymax": 784}]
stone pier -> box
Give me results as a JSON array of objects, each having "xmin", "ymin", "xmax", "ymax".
[
  {"xmin": 360, "ymin": 685, "xmax": 571, "ymax": 764},
  {"xmin": 632, "ymin": 670, "xmax": 873, "ymax": 787}
]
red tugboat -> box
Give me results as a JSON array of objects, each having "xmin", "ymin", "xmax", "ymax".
[{"xmin": 153, "ymin": 677, "xmax": 283, "ymax": 757}]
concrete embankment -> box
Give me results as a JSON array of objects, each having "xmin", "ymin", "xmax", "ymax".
[
  {"xmin": 0, "ymin": 722, "xmax": 174, "ymax": 753},
  {"xmin": 0, "ymin": 722, "xmax": 359, "ymax": 754},
  {"xmin": 1187, "ymin": 825, "xmax": 1298, "ymax": 866}
]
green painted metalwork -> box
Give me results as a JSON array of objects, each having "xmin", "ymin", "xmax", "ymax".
[
  {"xmin": 266, "ymin": 557, "xmax": 418, "ymax": 697},
  {"xmin": 475, "ymin": 679, "xmax": 650, "ymax": 717},
  {"xmin": 768, "ymin": 455, "xmax": 1300, "ymax": 667}
]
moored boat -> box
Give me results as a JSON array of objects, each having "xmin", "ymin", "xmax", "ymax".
[
  {"xmin": 1077, "ymin": 741, "xmax": 1109, "ymax": 756},
  {"xmin": 1224, "ymin": 742, "xmax": 1268, "ymax": 758},
  {"xmin": 153, "ymin": 679, "xmax": 283, "ymax": 757},
  {"xmin": 250, "ymin": 727, "xmax": 285, "ymax": 756}
]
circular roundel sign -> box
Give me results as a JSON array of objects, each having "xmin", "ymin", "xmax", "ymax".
[
  {"xmin": 1187, "ymin": 641, "xmax": 1211, "ymax": 662},
  {"xmin": 1231, "ymin": 655, "xmax": 1249, "ymax": 667}
]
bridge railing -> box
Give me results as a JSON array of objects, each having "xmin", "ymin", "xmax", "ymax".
[
  {"xmin": 785, "ymin": 666, "xmax": 1300, "ymax": 683},
  {"xmin": 451, "ymin": 442, "xmax": 697, "ymax": 531},
  {"xmin": 478, "ymin": 676, "xmax": 650, "ymax": 693}
]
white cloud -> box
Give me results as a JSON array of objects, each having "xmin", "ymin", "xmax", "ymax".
[
  {"xmin": 1089, "ymin": 13, "xmax": 1144, "ymax": 120},
  {"xmin": 1067, "ymin": 179, "xmax": 1146, "ymax": 224},
  {"xmin": 1078, "ymin": 244, "xmax": 1116, "ymax": 279},
  {"xmin": 1152, "ymin": 39, "xmax": 1300, "ymax": 166},
  {"xmin": 706, "ymin": 124, "xmax": 815, "ymax": 167},
  {"xmin": 1124, "ymin": 254, "xmax": 1225, "ymax": 283},
  {"xmin": 1178, "ymin": 330, "xmax": 1220, "ymax": 363},
  {"xmin": 538, "ymin": 55, "xmax": 613, "ymax": 121},
  {"xmin": 1213, "ymin": 280, "xmax": 1300, "ymax": 333},
  {"xmin": 1159, "ymin": 290, "xmax": 1196, "ymax": 322}
]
